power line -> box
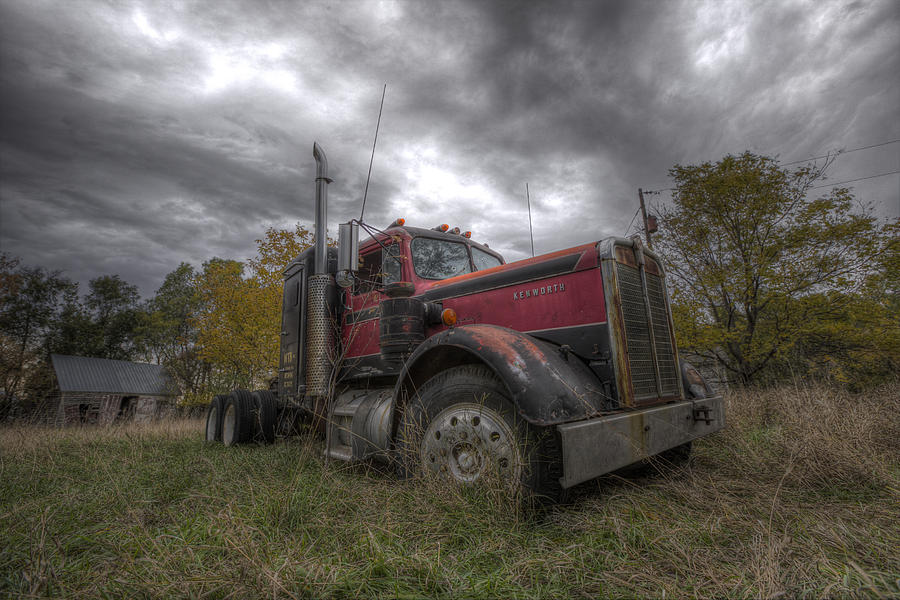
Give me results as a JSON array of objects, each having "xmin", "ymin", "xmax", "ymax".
[
  {"xmin": 781, "ymin": 139, "xmax": 900, "ymax": 166},
  {"xmin": 643, "ymin": 139, "xmax": 900, "ymax": 195},
  {"xmin": 624, "ymin": 207, "xmax": 640, "ymax": 235},
  {"xmin": 809, "ymin": 170, "xmax": 900, "ymax": 189}
]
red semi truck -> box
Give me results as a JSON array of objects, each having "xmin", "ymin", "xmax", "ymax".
[{"xmin": 205, "ymin": 143, "xmax": 724, "ymax": 501}]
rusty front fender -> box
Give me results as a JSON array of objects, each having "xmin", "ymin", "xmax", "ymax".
[{"xmin": 393, "ymin": 324, "xmax": 608, "ymax": 428}]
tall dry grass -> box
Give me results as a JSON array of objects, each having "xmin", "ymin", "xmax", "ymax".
[
  {"xmin": 1, "ymin": 382, "xmax": 897, "ymax": 598},
  {"xmin": 562, "ymin": 380, "xmax": 900, "ymax": 599},
  {"xmin": 720, "ymin": 381, "xmax": 899, "ymax": 490}
]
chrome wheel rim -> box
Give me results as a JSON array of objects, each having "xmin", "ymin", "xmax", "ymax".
[
  {"xmin": 421, "ymin": 402, "xmax": 522, "ymax": 485},
  {"xmin": 206, "ymin": 405, "xmax": 218, "ymax": 440},
  {"xmin": 223, "ymin": 404, "xmax": 236, "ymax": 445}
]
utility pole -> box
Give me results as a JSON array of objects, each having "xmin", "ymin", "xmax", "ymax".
[
  {"xmin": 526, "ymin": 183, "xmax": 535, "ymax": 257},
  {"xmin": 638, "ymin": 187, "xmax": 653, "ymax": 248}
]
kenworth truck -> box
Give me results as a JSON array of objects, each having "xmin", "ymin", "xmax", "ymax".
[{"xmin": 205, "ymin": 143, "xmax": 724, "ymax": 501}]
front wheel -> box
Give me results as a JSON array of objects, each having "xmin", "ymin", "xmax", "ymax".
[{"xmin": 397, "ymin": 365, "xmax": 563, "ymax": 503}]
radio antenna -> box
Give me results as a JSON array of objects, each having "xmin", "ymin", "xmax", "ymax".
[
  {"xmin": 526, "ymin": 182, "xmax": 535, "ymax": 257},
  {"xmin": 360, "ymin": 83, "xmax": 387, "ymax": 222}
]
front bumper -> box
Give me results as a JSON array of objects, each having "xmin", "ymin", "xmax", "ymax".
[{"xmin": 556, "ymin": 396, "xmax": 725, "ymax": 488}]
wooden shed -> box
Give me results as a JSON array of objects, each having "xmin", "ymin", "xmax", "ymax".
[{"xmin": 48, "ymin": 354, "xmax": 178, "ymax": 425}]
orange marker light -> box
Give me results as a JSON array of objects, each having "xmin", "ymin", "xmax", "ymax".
[
  {"xmin": 390, "ymin": 218, "xmax": 406, "ymax": 228},
  {"xmin": 463, "ymin": 231, "xmax": 472, "ymax": 238},
  {"xmin": 441, "ymin": 308, "xmax": 457, "ymax": 327},
  {"xmin": 440, "ymin": 224, "xmax": 449, "ymax": 232}
]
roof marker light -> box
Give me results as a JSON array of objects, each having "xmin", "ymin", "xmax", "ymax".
[
  {"xmin": 463, "ymin": 231, "xmax": 472, "ymax": 238},
  {"xmin": 389, "ymin": 218, "xmax": 406, "ymax": 228},
  {"xmin": 450, "ymin": 226, "xmax": 460, "ymax": 235},
  {"xmin": 433, "ymin": 223, "xmax": 450, "ymax": 232}
]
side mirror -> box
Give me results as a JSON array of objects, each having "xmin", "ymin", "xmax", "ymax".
[{"xmin": 336, "ymin": 221, "xmax": 359, "ymax": 288}]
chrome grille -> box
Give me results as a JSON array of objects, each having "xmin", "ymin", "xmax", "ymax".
[
  {"xmin": 616, "ymin": 262, "xmax": 679, "ymax": 400},
  {"xmin": 616, "ymin": 264, "xmax": 656, "ymax": 399},
  {"xmin": 646, "ymin": 273, "xmax": 679, "ymax": 396}
]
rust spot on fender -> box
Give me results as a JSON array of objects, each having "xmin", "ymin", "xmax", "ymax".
[
  {"xmin": 464, "ymin": 326, "xmax": 576, "ymax": 409},
  {"xmin": 410, "ymin": 324, "xmax": 607, "ymax": 426},
  {"xmin": 467, "ymin": 327, "xmax": 545, "ymax": 362}
]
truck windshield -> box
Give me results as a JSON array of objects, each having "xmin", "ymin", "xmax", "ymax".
[
  {"xmin": 472, "ymin": 247, "xmax": 502, "ymax": 271},
  {"xmin": 411, "ymin": 238, "xmax": 472, "ymax": 280}
]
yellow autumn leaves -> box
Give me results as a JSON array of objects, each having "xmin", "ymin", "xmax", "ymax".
[{"xmin": 192, "ymin": 224, "xmax": 324, "ymax": 391}]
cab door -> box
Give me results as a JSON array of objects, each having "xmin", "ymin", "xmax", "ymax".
[
  {"xmin": 279, "ymin": 262, "xmax": 305, "ymax": 399},
  {"xmin": 340, "ymin": 241, "xmax": 404, "ymax": 377}
]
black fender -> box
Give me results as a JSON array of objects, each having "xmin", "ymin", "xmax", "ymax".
[
  {"xmin": 679, "ymin": 359, "xmax": 716, "ymax": 399},
  {"xmin": 393, "ymin": 324, "xmax": 608, "ymax": 429}
]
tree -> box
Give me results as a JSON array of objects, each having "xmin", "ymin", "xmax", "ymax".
[
  {"xmin": 85, "ymin": 275, "xmax": 141, "ymax": 360},
  {"xmin": 656, "ymin": 152, "xmax": 885, "ymax": 385},
  {"xmin": 193, "ymin": 224, "xmax": 320, "ymax": 393},
  {"xmin": 0, "ymin": 255, "xmax": 77, "ymax": 410},
  {"xmin": 783, "ymin": 220, "xmax": 900, "ymax": 387},
  {"xmin": 49, "ymin": 275, "xmax": 141, "ymax": 361},
  {"xmin": 194, "ymin": 258, "xmax": 269, "ymax": 391},
  {"xmin": 136, "ymin": 263, "xmax": 208, "ymax": 402},
  {"xmin": 248, "ymin": 223, "xmax": 317, "ymax": 289}
]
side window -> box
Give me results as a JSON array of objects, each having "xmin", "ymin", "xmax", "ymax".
[
  {"xmin": 383, "ymin": 244, "xmax": 402, "ymax": 285},
  {"xmin": 283, "ymin": 271, "xmax": 302, "ymax": 309},
  {"xmin": 353, "ymin": 244, "xmax": 402, "ymax": 295},
  {"xmin": 287, "ymin": 278, "xmax": 299, "ymax": 306},
  {"xmin": 354, "ymin": 249, "xmax": 381, "ymax": 295},
  {"xmin": 472, "ymin": 247, "xmax": 502, "ymax": 271}
]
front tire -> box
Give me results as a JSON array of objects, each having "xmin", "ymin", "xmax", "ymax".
[{"xmin": 397, "ymin": 365, "xmax": 563, "ymax": 503}]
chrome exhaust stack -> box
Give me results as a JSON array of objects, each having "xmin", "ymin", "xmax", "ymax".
[
  {"xmin": 306, "ymin": 142, "xmax": 334, "ymax": 398},
  {"xmin": 312, "ymin": 142, "xmax": 331, "ymax": 275}
]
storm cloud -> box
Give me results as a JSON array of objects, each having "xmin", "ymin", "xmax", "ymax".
[{"xmin": 1, "ymin": 0, "xmax": 897, "ymax": 297}]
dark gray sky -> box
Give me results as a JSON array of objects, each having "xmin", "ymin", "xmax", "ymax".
[{"xmin": 1, "ymin": 0, "xmax": 898, "ymax": 298}]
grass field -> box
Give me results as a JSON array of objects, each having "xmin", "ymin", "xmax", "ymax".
[{"xmin": 1, "ymin": 382, "xmax": 898, "ymax": 599}]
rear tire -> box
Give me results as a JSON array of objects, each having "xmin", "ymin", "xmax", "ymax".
[
  {"xmin": 205, "ymin": 395, "xmax": 226, "ymax": 442},
  {"xmin": 397, "ymin": 365, "xmax": 564, "ymax": 504},
  {"xmin": 251, "ymin": 390, "xmax": 277, "ymax": 444},
  {"xmin": 222, "ymin": 390, "xmax": 253, "ymax": 446}
]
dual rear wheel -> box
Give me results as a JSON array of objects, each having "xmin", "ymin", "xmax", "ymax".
[
  {"xmin": 204, "ymin": 394, "xmax": 228, "ymax": 442},
  {"xmin": 204, "ymin": 389, "xmax": 277, "ymax": 445}
]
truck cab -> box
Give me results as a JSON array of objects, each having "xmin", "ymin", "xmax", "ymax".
[{"xmin": 339, "ymin": 223, "xmax": 505, "ymax": 380}]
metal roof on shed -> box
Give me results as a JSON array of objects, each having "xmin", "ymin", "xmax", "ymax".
[{"xmin": 50, "ymin": 354, "xmax": 177, "ymax": 396}]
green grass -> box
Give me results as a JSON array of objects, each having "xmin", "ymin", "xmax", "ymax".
[{"xmin": 1, "ymin": 383, "xmax": 898, "ymax": 598}]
